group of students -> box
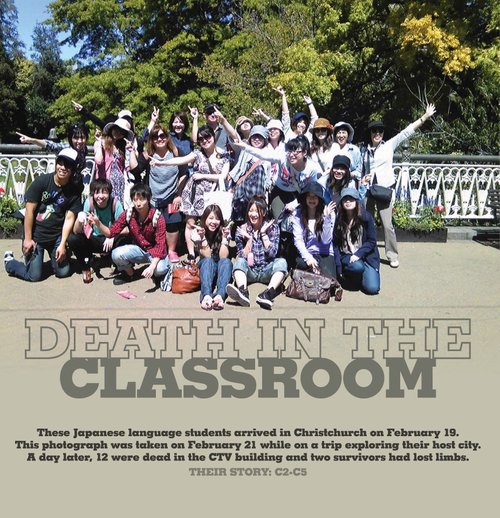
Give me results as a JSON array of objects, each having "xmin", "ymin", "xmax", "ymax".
[{"xmin": 6, "ymin": 91, "xmax": 437, "ymax": 310}]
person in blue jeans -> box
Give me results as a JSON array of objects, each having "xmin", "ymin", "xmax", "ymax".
[
  {"xmin": 4, "ymin": 148, "xmax": 82, "ymax": 281},
  {"xmin": 227, "ymin": 196, "xmax": 288, "ymax": 309},
  {"xmin": 191, "ymin": 204, "xmax": 232, "ymax": 310},
  {"xmin": 334, "ymin": 188, "xmax": 380, "ymax": 295}
]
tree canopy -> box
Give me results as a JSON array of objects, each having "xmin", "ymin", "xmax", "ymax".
[{"xmin": 3, "ymin": 0, "xmax": 498, "ymax": 153}]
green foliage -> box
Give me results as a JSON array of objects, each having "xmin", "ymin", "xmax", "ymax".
[
  {"xmin": 11, "ymin": 0, "xmax": 497, "ymax": 154},
  {"xmin": 0, "ymin": 195, "xmax": 20, "ymax": 236},
  {"xmin": 392, "ymin": 199, "xmax": 445, "ymax": 232}
]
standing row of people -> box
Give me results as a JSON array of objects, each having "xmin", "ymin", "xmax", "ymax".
[{"xmin": 7, "ymin": 94, "xmax": 436, "ymax": 308}]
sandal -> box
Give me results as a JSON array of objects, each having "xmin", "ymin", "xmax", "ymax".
[
  {"xmin": 201, "ymin": 295, "xmax": 213, "ymax": 311},
  {"xmin": 212, "ymin": 295, "xmax": 224, "ymax": 311}
]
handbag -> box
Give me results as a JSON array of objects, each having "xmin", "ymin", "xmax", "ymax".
[
  {"xmin": 203, "ymin": 176, "xmax": 233, "ymax": 221},
  {"xmin": 368, "ymin": 184, "xmax": 393, "ymax": 203},
  {"xmin": 171, "ymin": 260, "xmax": 201, "ymax": 294},
  {"xmin": 285, "ymin": 269, "xmax": 342, "ymax": 305}
]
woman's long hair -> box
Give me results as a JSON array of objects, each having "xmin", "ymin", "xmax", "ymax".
[
  {"xmin": 147, "ymin": 124, "xmax": 178, "ymax": 157},
  {"xmin": 200, "ymin": 204, "xmax": 224, "ymax": 258},
  {"xmin": 327, "ymin": 166, "xmax": 350, "ymax": 194},
  {"xmin": 245, "ymin": 195, "xmax": 268, "ymax": 231},
  {"xmin": 335, "ymin": 198, "xmax": 363, "ymax": 248},
  {"xmin": 299, "ymin": 193, "xmax": 325, "ymax": 241},
  {"xmin": 310, "ymin": 129, "xmax": 333, "ymax": 155}
]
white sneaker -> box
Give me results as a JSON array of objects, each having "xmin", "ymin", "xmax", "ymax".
[
  {"xmin": 390, "ymin": 259, "xmax": 400, "ymax": 268},
  {"xmin": 4, "ymin": 250, "xmax": 14, "ymax": 267}
]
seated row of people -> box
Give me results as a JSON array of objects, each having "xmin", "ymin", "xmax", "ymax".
[{"xmin": 4, "ymin": 146, "xmax": 380, "ymax": 311}]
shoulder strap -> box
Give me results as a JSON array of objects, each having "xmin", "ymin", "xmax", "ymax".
[
  {"xmin": 236, "ymin": 159, "xmax": 263, "ymax": 187},
  {"xmin": 89, "ymin": 196, "xmax": 94, "ymax": 212},
  {"xmin": 315, "ymin": 152, "xmax": 325, "ymax": 172}
]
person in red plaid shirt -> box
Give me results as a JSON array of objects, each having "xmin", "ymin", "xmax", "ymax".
[{"xmin": 102, "ymin": 183, "xmax": 169, "ymax": 285}]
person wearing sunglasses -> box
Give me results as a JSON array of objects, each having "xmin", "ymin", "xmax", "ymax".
[
  {"xmin": 129, "ymin": 125, "xmax": 195, "ymax": 262},
  {"xmin": 362, "ymin": 103, "xmax": 436, "ymax": 268}
]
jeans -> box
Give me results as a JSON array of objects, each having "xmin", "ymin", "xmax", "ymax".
[
  {"xmin": 5, "ymin": 237, "xmax": 70, "ymax": 282},
  {"xmin": 233, "ymin": 257, "xmax": 288, "ymax": 285},
  {"xmin": 111, "ymin": 245, "xmax": 170, "ymax": 277},
  {"xmin": 341, "ymin": 255, "xmax": 380, "ymax": 295},
  {"xmin": 198, "ymin": 257, "xmax": 232, "ymax": 301}
]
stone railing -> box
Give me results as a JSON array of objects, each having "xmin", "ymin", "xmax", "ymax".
[{"xmin": 1, "ymin": 150, "xmax": 499, "ymax": 220}]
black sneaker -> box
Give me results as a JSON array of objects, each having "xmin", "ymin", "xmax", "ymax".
[
  {"xmin": 256, "ymin": 289, "xmax": 274, "ymax": 309},
  {"xmin": 226, "ymin": 284, "xmax": 250, "ymax": 307},
  {"xmin": 113, "ymin": 271, "xmax": 136, "ymax": 285}
]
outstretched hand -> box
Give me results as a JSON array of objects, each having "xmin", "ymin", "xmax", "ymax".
[
  {"xmin": 260, "ymin": 219, "xmax": 275, "ymax": 234},
  {"xmin": 424, "ymin": 103, "xmax": 436, "ymax": 119},
  {"xmin": 272, "ymin": 86, "xmax": 285, "ymax": 96}
]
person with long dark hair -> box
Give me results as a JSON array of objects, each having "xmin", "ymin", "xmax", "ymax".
[
  {"xmin": 226, "ymin": 196, "xmax": 287, "ymax": 309},
  {"xmin": 334, "ymin": 188, "xmax": 380, "ymax": 295},
  {"xmin": 310, "ymin": 118, "xmax": 336, "ymax": 178},
  {"xmin": 191, "ymin": 204, "xmax": 232, "ymax": 310},
  {"xmin": 291, "ymin": 182, "xmax": 337, "ymax": 278},
  {"xmin": 318, "ymin": 155, "xmax": 352, "ymax": 207}
]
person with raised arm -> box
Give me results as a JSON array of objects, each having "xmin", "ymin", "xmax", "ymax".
[{"xmin": 362, "ymin": 103, "xmax": 437, "ymax": 268}]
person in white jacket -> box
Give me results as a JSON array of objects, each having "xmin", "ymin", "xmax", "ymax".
[{"xmin": 362, "ymin": 103, "xmax": 436, "ymax": 268}]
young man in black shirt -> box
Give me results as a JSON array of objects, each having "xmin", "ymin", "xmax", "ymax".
[{"xmin": 4, "ymin": 149, "xmax": 82, "ymax": 281}]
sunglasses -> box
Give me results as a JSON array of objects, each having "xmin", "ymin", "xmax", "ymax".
[
  {"xmin": 199, "ymin": 135, "xmax": 213, "ymax": 143},
  {"xmin": 371, "ymin": 128, "xmax": 384, "ymax": 134},
  {"xmin": 153, "ymin": 133, "xmax": 167, "ymax": 141}
]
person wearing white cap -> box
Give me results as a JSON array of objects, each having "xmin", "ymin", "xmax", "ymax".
[
  {"xmin": 4, "ymin": 149, "xmax": 82, "ymax": 282},
  {"xmin": 332, "ymin": 121, "xmax": 362, "ymax": 182},
  {"xmin": 94, "ymin": 117, "xmax": 137, "ymax": 207}
]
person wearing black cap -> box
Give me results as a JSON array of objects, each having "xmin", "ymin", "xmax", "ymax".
[
  {"xmin": 197, "ymin": 103, "xmax": 230, "ymax": 150},
  {"xmin": 334, "ymin": 187, "xmax": 380, "ymax": 295},
  {"xmin": 4, "ymin": 149, "xmax": 82, "ymax": 282},
  {"xmin": 291, "ymin": 181, "xmax": 338, "ymax": 278},
  {"xmin": 363, "ymin": 103, "xmax": 436, "ymax": 268},
  {"xmin": 332, "ymin": 121, "xmax": 362, "ymax": 181},
  {"xmin": 318, "ymin": 154, "xmax": 352, "ymax": 206}
]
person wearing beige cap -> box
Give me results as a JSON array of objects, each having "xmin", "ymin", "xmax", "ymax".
[{"xmin": 310, "ymin": 118, "xmax": 336, "ymax": 178}]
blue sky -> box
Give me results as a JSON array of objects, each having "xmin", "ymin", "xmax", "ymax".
[{"xmin": 15, "ymin": 0, "xmax": 75, "ymax": 59}]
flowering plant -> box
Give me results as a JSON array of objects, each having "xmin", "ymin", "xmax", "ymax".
[{"xmin": 392, "ymin": 198, "xmax": 445, "ymax": 232}]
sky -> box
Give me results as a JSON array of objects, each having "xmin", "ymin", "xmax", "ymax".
[{"xmin": 15, "ymin": 0, "xmax": 75, "ymax": 59}]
